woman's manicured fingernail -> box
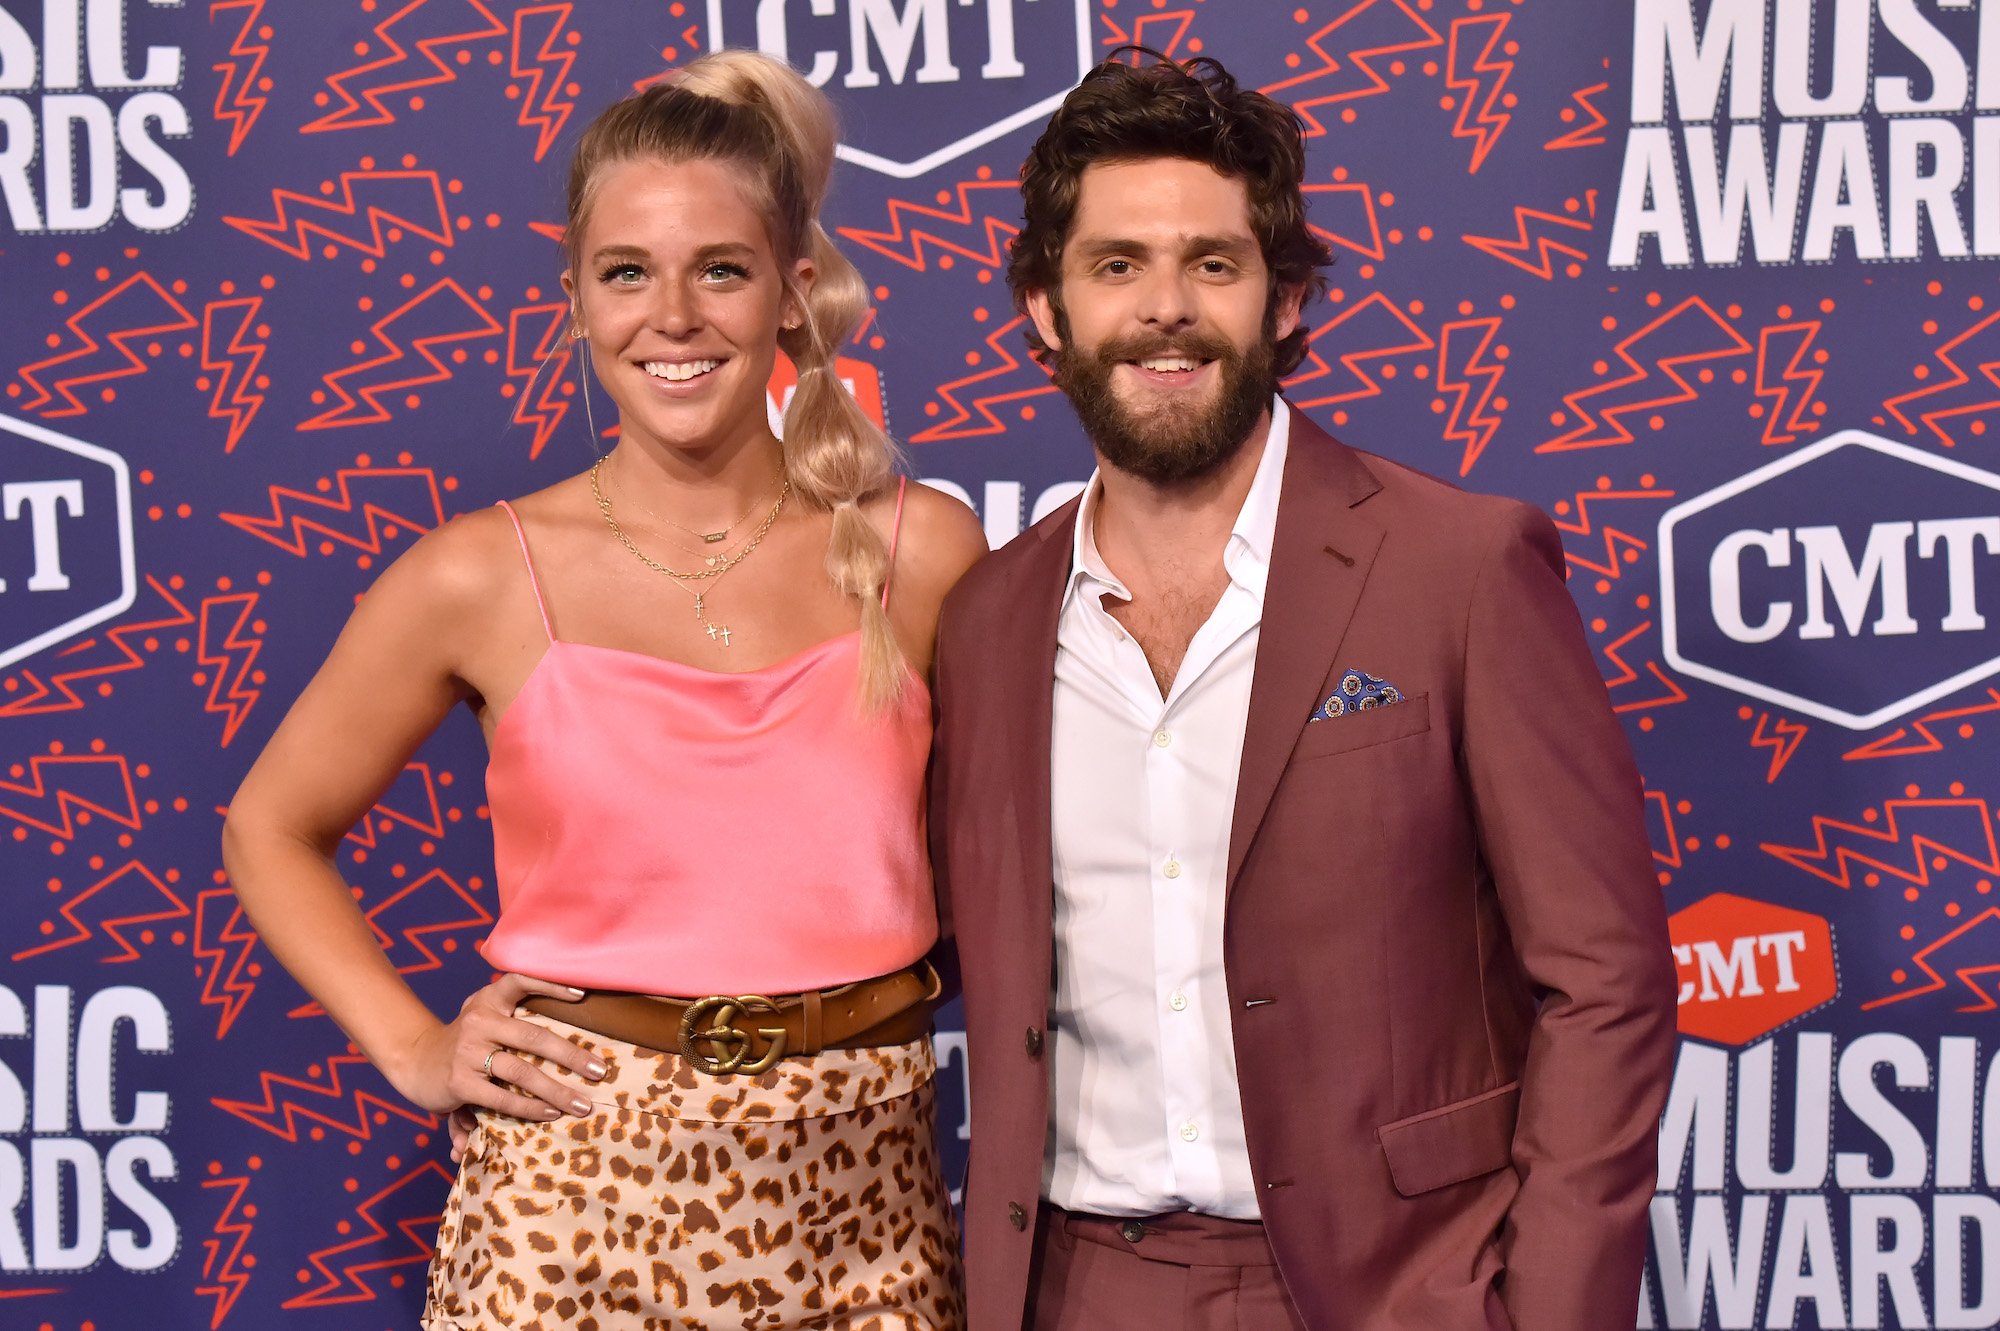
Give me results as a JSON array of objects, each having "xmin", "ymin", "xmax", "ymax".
[
  {"xmin": 569, "ymin": 1098, "xmax": 591, "ymax": 1115},
  {"xmin": 566, "ymin": 986, "xmax": 585, "ymax": 997},
  {"xmin": 586, "ymin": 1061, "xmax": 606, "ymax": 1078}
]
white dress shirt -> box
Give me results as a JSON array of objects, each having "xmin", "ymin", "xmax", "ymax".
[{"xmin": 1043, "ymin": 398, "xmax": 1290, "ymax": 1220}]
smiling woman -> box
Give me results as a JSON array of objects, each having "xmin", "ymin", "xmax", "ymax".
[{"xmin": 219, "ymin": 49, "xmax": 985, "ymax": 1331}]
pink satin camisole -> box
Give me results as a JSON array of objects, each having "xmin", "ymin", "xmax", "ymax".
[{"xmin": 477, "ymin": 481, "xmax": 937, "ymax": 996}]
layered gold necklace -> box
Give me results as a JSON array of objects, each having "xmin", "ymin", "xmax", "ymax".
[{"xmin": 589, "ymin": 455, "xmax": 790, "ymax": 647}]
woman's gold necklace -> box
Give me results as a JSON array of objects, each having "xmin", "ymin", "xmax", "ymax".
[
  {"xmin": 611, "ymin": 454, "xmax": 781, "ymax": 567},
  {"xmin": 589, "ymin": 456, "xmax": 789, "ymax": 647}
]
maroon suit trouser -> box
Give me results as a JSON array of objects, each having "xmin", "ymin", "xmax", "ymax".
[{"xmin": 1026, "ymin": 1204, "xmax": 1307, "ymax": 1330}]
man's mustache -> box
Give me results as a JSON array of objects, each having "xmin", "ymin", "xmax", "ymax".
[{"xmin": 1087, "ymin": 331, "xmax": 1239, "ymax": 364}]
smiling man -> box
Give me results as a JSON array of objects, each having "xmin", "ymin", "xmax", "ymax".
[{"xmin": 929, "ymin": 54, "xmax": 1677, "ymax": 1330}]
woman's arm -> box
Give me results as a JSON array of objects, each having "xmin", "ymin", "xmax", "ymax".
[{"xmin": 221, "ymin": 512, "xmax": 601, "ymax": 1134}]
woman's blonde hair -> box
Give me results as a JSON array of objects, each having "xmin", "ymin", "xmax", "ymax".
[{"xmin": 564, "ymin": 52, "xmax": 906, "ymax": 707}]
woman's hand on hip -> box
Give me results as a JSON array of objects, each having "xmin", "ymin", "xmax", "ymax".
[{"xmin": 390, "ymin": 972, "xmax": 607, "ymax": 1156}]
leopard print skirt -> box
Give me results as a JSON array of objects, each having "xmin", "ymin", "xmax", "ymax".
[{"xmin": 422, "ymin": 1011, "xmax": 965, "ymax": 1330}]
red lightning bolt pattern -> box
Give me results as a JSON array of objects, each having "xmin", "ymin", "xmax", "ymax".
[
  {"xmin": 1260, "ymin": 0, "xmax": 1443, "ymax": 137},
  {"xmin": 221, "ymin": 466, "xmax": 446, "ymax": 557},
  {"xmin": 299, "ymin": 281, "xmax": 502, "ymax": 430},
  {"xmin": 201, "ymin": 297, "xmax": 268, "ymax": 453},
  {"xmin": 1764, "ymin": 797, "xmax": 2000, "ymax": 889},
  {"xmin": 193, "ymin": 887, "xmax": 260, "ymax": 1039},
  {"xmin": 838, "ymin": 176, "xmax": 1020, "ymax": 272},
  {"xmin": 1444, "ymin": 14, "xmax": 1513, "ymax": 172},
  {"xmin": 1285, "ymin": 292, "xmax": 1435, "ymax": 410},
  {"xmin": 303, "ymin": 0, "xmax": 505, "ymax": 133},
  {"xmin": 208, "ymin": 0, "xmax": 270, "ymax": 155},
  {"xmin": 1541, "ymin": 297, "xmax": 1753, "ymax": 451},
  {"xmin": 1881, "ymin": 306, "xmax": 2000, "ymax": 449},
  {"xmin": 224, "ymin": 170, "xmax": 454, "ymax": 261},
  {"xmin": 13, "ymin": 861, "xmax": 189, "ymax": 964},
  {"xmin": 1753, "ymin": 320, "xmax": 1825, "ymax": 446},
  {"xmin": 0, "ymin": 575, "xmax": 195, "ymax": 717},
  {"xmin": 509, "ymin": 4, "xmax": 577, "ymax": 161},
  {"xmin": 196, "ymin": 1172, "xmax": 254, "ymax": 1328},
  {"xmin": 14, "ymin": 273, "xmax": 197, "ymax": 417},
  {"xmin": 1434, "ymin": 316, "xmax": 1505, "ymax": 475}
]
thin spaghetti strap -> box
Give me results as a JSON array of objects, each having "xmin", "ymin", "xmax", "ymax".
[
  {"xmin": 494, "ymin": 500, "xmax": 556, "ymax": 642},
  {"xmin": 880, "ymin": 475, "xmax": 909, "ymax": 610}
]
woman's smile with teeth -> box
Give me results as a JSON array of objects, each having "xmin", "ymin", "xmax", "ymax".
[{"xmin": 643, "ymin": 359, "xmax": 720, "ymax": 382}]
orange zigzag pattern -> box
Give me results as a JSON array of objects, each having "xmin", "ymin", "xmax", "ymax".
[
  {"xmin": 12, "ymin": 860, "xmax": 189, "ymax": 965},
  {"xmin": 837, "ymin": 177, "xmax": 1019, "ymax": 272},
  {"xmin": 1764, "ymin": 797, "xmax": 2000, "ymax": 889},
  {"xmin": 14, "ymin": 272, "xmax": 197, "ymax": 416},
  {"xmin": 196, "ymin": 1172, "xmax": 254, "ymax": 1328},
  {"xmin": 213, "ymin": 1048, "xmax": 437, "ymax": 1142},
  {"xmin": 0, "ymin": 753, "xmax": 142, "ymax": 840},
  {"xmin": 1444, "ymin": 14, "xmax": 1512, "ymax": 172},
  {"xmin": 0, "ymin": 575, "xmax": 195, "ymax": 717},
  {"xmin": 303, "ymin": 0, "xmax": 505, "ymax": 133},
  {"xmin": 208, "ymin": 0, "xmax": 270, "ymax": 155},
  {"xmin": 1260, "ymin": 0, "xmax": 1442, "ymax": 137},
  {"xmin": 221, "ymin": 466, "xmax": 445, "ymax": 556}
]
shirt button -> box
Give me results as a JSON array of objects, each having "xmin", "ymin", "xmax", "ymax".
[
  {"xmin": 1168, "ymin": 990, "xmax": 1188, "ymax": 1012},
  {"xmin": 1153, "ymin": 729, "xmax": 1171, "ymax": 748},
  {"xmin": 1162, "ymin": 860, "xmax": 1182, "ymax": 880},
  {"xmin": 1180, "ymin": 1122, "xmax": 1200, "ymax": 1143},
  {"xmin": 1009, "ymin": 1202, "xmax": 1027, "ymax": 1230}
]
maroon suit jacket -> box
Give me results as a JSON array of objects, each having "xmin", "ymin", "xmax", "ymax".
[{"xmin": 929, "ymin": 408, "xmax": 1677, "ymax": 1330}]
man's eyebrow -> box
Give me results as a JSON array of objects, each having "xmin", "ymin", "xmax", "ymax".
[{"xmin": 1069, "ymin": 234, "xmax": 1259, "ymax": 263}]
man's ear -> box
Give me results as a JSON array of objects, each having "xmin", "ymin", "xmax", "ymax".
[
  {"xmin": 1272, "ymin": 281, "xmax": 1306, "ymax": 344},
  {"xmin": 1024, "ymin": 287, "xmax": 1064, "ymax": 354}
]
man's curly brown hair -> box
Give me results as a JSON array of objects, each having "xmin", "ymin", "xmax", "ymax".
[{"xmin": 1008, "ymin": 52, "xmax": 1332, "ymax": 376}]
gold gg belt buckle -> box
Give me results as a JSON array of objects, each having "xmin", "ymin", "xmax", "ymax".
[{"xmin": 677, "ymin": 994, "xmax": 789, "ymax": 1074}]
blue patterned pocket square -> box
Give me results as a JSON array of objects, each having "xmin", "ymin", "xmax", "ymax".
[{"xmin": 1312, "ymin": 669, "xmax": 1405, "ymax": 720}]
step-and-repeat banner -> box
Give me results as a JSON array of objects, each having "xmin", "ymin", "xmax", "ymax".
[{"xmin": 2, "ymin": 1, "xmax": 1997, "ymax": 1327}]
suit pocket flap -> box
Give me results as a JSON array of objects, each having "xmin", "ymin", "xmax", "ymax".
[
  {"xmin": 1376, "ymin": 1081, "xmax": 1519, "ymax": 1197},
  {"xmin": 1292, "ymin": 693, "xmax": 1430, "ymax": 762}
]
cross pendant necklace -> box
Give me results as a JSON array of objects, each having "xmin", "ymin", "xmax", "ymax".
[{"xmin": 692, "ymin": 593, "xmax": 732, "ymax": 648}]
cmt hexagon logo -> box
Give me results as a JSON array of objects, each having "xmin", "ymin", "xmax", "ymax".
[
  {"xmin": 0, "ymin": 414, "xmax": 136, "ymax": 672},
  {"xmin": 708, "ymin": 0, "xmax": 1091, "ymax": 178},
  {"xmin": 1670, "ymin": 893, "xmax": 1837, "ymax": 1046},
  {"xmin": 1659, "ymin": 429, "xmax": 2000, "ymax": 729}
]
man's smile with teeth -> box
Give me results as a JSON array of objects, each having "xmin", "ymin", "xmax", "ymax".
[
  {"xmin": 642, "ymin": 359, "xmax": 721, "ymax": 382},
  {"xmin": 1134, "ymin": 356, "xmax": 1207, "ymax": 373}
]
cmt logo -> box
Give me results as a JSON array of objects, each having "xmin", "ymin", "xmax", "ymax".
[
  {"xmin": 0, "ymin": 414, "xmax": 135, "ymax": 672},
  {"xmin": 1659, "ymin": 430, "xmax": 2000, "ymax": 729},
  {"xmin": 1669, "ymin": 893, "xmax": 1837, "ymax": 1046},
  {"xmin": 707, "ymin": 0, "xmax": 1091, "ymax": 177}
]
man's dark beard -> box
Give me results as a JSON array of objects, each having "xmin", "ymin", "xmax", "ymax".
[{"xmin": 1051, "ymin": 325, "xmax": 1276, "ymax": 486}]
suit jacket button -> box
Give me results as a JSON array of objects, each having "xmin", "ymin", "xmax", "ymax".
[
  {"xmin": 1025, "ymin": 1026, "xmax": 1043, "ymax": 1057},
  {"xmin": 1119, "ymin": 1220, "xmax": 1145, "ymax": 1244},
  {"xmin": 1009, "ymin": 1202, "xmax": 1027, "ymax": 1231}
]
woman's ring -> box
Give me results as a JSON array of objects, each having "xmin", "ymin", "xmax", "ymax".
[{"xmin": 481, "ymin": 1048, "xmax": 499, "ymax": 1078}]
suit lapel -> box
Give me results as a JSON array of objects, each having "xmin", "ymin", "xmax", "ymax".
[
  {"xmin": 991, "ymin": 500, "xmax": 1077, "ymax": 946},
  {"xmin": 1226, "ymin": 409, "xmax": 1385, "ymax": 890}
]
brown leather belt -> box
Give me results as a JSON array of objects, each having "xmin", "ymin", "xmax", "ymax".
[{"xmin": 521, "ymin": 962, "xmax": 939, "ymax": 1075}]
